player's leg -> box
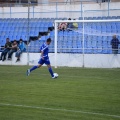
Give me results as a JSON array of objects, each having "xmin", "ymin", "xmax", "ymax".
[
  {"xmin": 45, "ymin": 59, "xmax": 56, "ymax": 78},
  {"xmin": 26, "ymin": 58, "xmax": 44, "ymax": 76},
  {"xmin": 27, "ymin": 64, "xmax": 42, "ymax": 76},
  {"xmin": 47, "ymin": 64, "xmax": 54, "ymax": 78},
  {"xmin": 30, "ymin": 64, "xmax": 42, "ymax": 72}
]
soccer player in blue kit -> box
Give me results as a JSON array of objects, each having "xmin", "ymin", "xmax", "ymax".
[{"xmin": 27, "ymin": 38, "xmax": 57, "ymax": 78}]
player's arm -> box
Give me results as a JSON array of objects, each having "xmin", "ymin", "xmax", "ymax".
[
  {"xmin": 41, "ymin": 50, "xmax": 44, "ymax": 60},
  {"xmin": 40, "ymin": 45, "xmax": 48, "ymax": 59}
]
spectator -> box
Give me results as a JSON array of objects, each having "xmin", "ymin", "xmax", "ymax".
[
  {"xmin": 67, "ymin": 18, "xmax": 73, "ymax": 29},
  {"xmin": 58, "ymin": 20, "xmax": 67, "ymax": 31},
  {"xmin": 0, "ymin": 38, "xmax": 12, "ymax": 61},
  {"xmin": 73, "ymin": 19, "xmax": 78, "ymax": 29},
  {"xmin": 67, "ymin": 18, "xmax": 78, "ymax": 30},
  {"xmin": 8, "ymin": 40, "xmax": 18, "ymax": 60},
  {"xmin": 15, "ymin": 39, "xmax": 26, "ymax": 62},
  {"xmin": 111, "ymin": 35, "xmax": 120, "ymax": 54}
]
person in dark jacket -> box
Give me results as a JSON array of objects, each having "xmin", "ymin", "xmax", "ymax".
[
  {"xmin": 8, "ymin": 40, "xmax": 18, "ymax": 60},
  {"xmin": 111, "ymin": 35, "xmax": 120, "ymax": 54},
  {"xmin": 0, "ymin": 38, "xmax": 12, "ymax": 61}
]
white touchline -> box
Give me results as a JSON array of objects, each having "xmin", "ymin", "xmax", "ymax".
[{"xmin": 0, "ymin": 103, "xmax": 120, "ymax": 118}]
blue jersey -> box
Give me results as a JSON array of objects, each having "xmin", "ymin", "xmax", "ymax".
[
  {"xmin": 40, "ymin": 42, "xmax": 49, "ymax": 58},
  {"xmin": 38, "ymin": 42, "xmax": 50, "ymax": 65}
]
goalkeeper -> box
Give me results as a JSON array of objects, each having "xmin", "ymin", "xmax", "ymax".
[{"xmin": 26, "ymin": 38, "xmax": 57, "ymax": 79}]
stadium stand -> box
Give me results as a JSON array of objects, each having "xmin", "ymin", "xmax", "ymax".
[{"xmin": 0, "ymin": 16, "xmax": 120, "ymax": 54}]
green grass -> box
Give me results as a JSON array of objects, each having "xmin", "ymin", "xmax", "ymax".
[{"xmin": 0, "ymin": 66, "xmax": 120, "ymax": 120}]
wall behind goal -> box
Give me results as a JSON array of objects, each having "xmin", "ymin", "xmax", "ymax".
[
  {"xmin": 0, "ymin": 2, "xmax": 120, "ymax": 18},
  {"xmin": 0, "ymin": 52, "xmax": 120, "ymax": 68}
]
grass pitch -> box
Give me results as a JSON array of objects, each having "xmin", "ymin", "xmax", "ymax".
[{"xmin": 0, "ymin": 66, "xmax": 120, "ymax": 120}]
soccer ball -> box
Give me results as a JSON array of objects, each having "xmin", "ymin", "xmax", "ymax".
[{"xmin": 54, "ymin": 73, "xmax": 58, "ymax": 78}]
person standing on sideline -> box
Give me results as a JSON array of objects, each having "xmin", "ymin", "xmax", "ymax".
[
  {"xmin": 0, "ymin": 38, "xmax": 12, "ymax": 61},
  {"xmin": 15, "ymin": 39, "xmax": 26, "ymax": 62},
  {"xmin": 26, "ymin": 38, "xmax": 57, "ymax": 79},
  {"xmin": 111, "ymin": 35, "xmax": 120, "ymax": 54}
]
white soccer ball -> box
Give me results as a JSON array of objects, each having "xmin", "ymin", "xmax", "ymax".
[{"xmin": 54, "ymin": 73, "xmax": 58, "ymax": 77}]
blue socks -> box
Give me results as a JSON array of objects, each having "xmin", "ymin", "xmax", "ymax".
[
  {"xmin": 30, "ymin": 66, "xmax": 38, "ymax": 72},
  {"xmin": 48, "ymin": 67, "xmax": 54, "ymax": 77},
  {"xmin": 30, "ymin": 66, "xmax": 54, "ymax": 77}
]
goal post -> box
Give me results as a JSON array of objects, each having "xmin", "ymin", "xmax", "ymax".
[
  {"xmin": 54, "ymin": 21, "xmax": 58, "ymax": 68},
  {"xmin": 54, "ymin": 19, "xmax": 120, "ymax": 68}
]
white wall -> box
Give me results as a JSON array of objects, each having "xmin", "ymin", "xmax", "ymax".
[
  {"xmin": 0, "ymin": 52, "xmax": 120, "ymax": 68},
  {"xmin": 0, "ymin": 53, "xmax": 28, "ymax": 65},
  {"xmin": 0, "ymin": 2, "xmax": 120, "ymax": 18}
]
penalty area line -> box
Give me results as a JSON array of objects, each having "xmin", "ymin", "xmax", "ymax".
[{"xmin": 0, "ymin": 103, "xmax": 120, "ymax": 118}]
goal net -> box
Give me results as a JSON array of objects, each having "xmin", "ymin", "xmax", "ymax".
[{"xmin": 54, "ymin": 19, "xmax": 120, "ymax": 68}]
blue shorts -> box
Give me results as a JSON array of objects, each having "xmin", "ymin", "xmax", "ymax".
[{"xmin": 38, "ymin": 57, "xmax": 50, "ymax": 65}]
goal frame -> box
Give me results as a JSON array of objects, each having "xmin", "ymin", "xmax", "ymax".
[{"xmin": 54, "ymin": 19, "xmax": 120, "ymax": 68}]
